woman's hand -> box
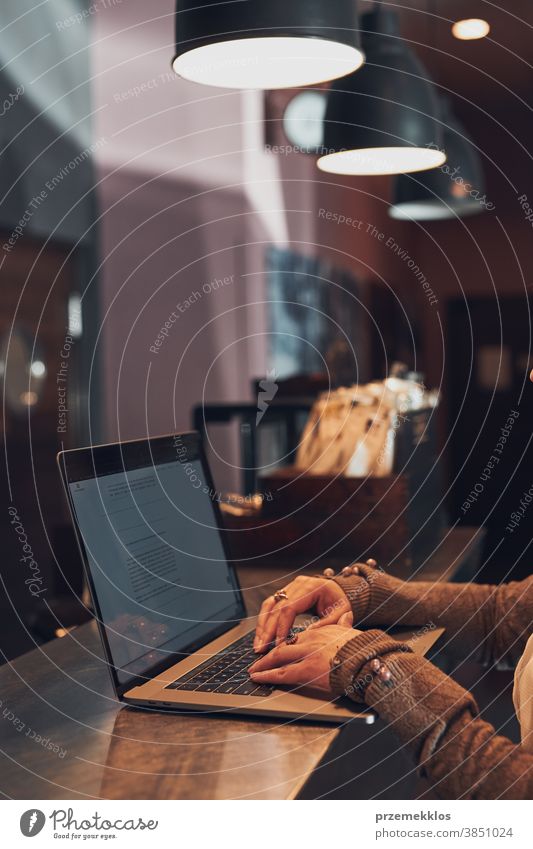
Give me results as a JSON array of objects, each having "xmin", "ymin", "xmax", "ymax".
[
  {"xmin": 253, "ymin": 575, "xmax": 353, "ymax": 652},
  {"xmin": 250, "ymin": 615, "xmax": 360, "ymax": 696}
]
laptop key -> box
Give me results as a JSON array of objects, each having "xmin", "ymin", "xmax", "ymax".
[
  {"xmin": 233, "ymin": 681, "xmax": 262, "ymax": 695},
  {"xmin": 166, "ymin": 630, "xmax": 279, "ymax": 695},
  {"xmin": 253, "ymin": 685, "xmax": 275, "ymax": 697},
  {"xmin": 214, "ymin": 682, "xmax": 240, "ymax": 694}
]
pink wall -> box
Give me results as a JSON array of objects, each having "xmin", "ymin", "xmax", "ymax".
[{"xmin": 91, "ymin": 2, "xmax": 273, "ymax": 452}]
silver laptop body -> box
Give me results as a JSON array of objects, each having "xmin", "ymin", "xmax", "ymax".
[{"xmin": 58, "ymin": 433, "xmax": 441, "ymax": 725}]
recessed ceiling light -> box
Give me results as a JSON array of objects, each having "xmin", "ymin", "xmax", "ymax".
[
  {"xmin": 452, "ymin": 18, "xmax": 490, "ymax": 41},
  {"xmin": 30, "ymin": 360, "xmax": 46, "ymax": 378}
]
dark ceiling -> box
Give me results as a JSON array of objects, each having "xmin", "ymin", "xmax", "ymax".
[
  {"xmin": 265, "ymin": 2, "xmax": 533, "ymax": 203},
  {"xmin": 359, "ymin": 0, "xmax": 533, "ymax": 109}
]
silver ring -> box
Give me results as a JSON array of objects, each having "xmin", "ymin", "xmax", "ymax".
[{"xmin": 274, "ymin": 590, "xmax": 288, "ymax": 603}]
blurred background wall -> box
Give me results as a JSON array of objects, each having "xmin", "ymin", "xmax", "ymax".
[{"xmin": 1, "ymin": 0, "xmax": 532, "ymax": 661}]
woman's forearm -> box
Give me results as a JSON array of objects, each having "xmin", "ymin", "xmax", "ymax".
[
  {"xmin": 334, "ymin": 566, "xmax": 533, "ymax": 667},
  {"xmin": 330, "ymin": 630, "xmax": 533, "ymax": 799}
]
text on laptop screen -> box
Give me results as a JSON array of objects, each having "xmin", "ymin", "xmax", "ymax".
[{"xmin": 67, "ymin": 444, "xmax": 243, "ymax": 685}]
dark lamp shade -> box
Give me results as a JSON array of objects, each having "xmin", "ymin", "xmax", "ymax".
[
  {"xmin": 318, "ymin": 10, "xmax": 445, "ymax": 175},
  {"xmin": 173, "ymin": 0, "xmax": 364, "ymax": 89},
  {"xmin": 389, "ymin": 108, "xmax": 487, "ymax": 220}
]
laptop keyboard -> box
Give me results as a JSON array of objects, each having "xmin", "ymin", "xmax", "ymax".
[{"xmin": 165, "ymin": 631, "xmax": 274, "ymax": 698}]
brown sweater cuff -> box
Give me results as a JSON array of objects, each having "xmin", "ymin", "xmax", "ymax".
[
  {"xmin": 329, "ymin": 629, "xmax": 414, "ymax": 703},
  {"xmin": 334, "ymin": 564, "xmax": 403, "ymax": 626},
  {"xmin": 363, "ymin": 652, "xmax": 480, "ymax": 767},
  {"xmin": 332, "ymin": 573, "xmax": 372, "ymax": 620}
]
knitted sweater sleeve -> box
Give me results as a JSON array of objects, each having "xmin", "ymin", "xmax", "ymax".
[
  {"xmin": 329, "ymin": 630, "xmax": 533, "ymax": 799},
  {"xmin": 334, "ymin": 565, "xmax": 533, "ymax": 667}
]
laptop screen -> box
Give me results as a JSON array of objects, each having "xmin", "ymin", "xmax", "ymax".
[{"xmin": 62, "ymin": 435, "xmax": 244, "ymax": 687}]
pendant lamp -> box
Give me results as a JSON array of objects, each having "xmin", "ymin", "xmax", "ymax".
[
  {"xmin": 389, "ymin": 101, "xmax": 487, "ymax": 220},
  {"xmin": 173, "ymin": 0, "xmax": 365, "ymax": 90},
  {"xmin": 318, "ymin": 8, "xmax": 446, "ymax": 175}
]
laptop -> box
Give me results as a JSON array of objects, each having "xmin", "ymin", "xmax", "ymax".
[{"xmin": 58, "ymin": 432, "xmax": 442, "ymax": 724}]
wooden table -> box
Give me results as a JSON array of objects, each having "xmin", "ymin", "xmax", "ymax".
[{"xmin": 0, "ymin": 527, "xmax": 483, "ymax": 800}]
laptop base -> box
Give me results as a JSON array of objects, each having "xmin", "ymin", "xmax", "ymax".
[{"xmin": 124, "ymin": 618, "xmax": 444, "ymax": 725}]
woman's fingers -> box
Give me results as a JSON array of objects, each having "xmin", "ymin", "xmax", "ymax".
[
  {"xmin": 250, "ymin": 659, "xmax": 314, "ymax": 687},
  {"xmin": 275, "ymin": 603, "xmax": 299, "ymax": 646},
  {"xmin": 338, "ymin": 611, "xmax": 354, "ymax": 627},
  {"xmin": 255, "ymin": 603, "xmax": 285, "ymax": 652},
  {"xmin": 254, "ymin": 578, "xmax": 319, "ymax": 652},
  {"xmin": 251, "ymin": 623, "xmax": 359, "ymax": 696},
  {"xmin": 249, "ymin": 641, "xmax": 309, "ymax": 674},
  {"xmin": 254, "ymin": 596, "xmax": 277, "ymax": 651},
  {"xmin": 308, "ymin": 598, "xmax": 352, "ymax": 629}
]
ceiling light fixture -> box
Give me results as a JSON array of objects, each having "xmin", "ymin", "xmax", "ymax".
[
  {"xmin": 172, "ymin": 0, "xmax": 365, "ymax": 90},
  {"xmin": 389, "ymin": 102, "xmax": 488, "ymax": 220},
  {"xmin": 452, "ymin": 18, "xmax": 490, "ymax": 41},
  {"xmin": 317, "ymin": 9, "xmax": 445, "ymax": 176}
]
